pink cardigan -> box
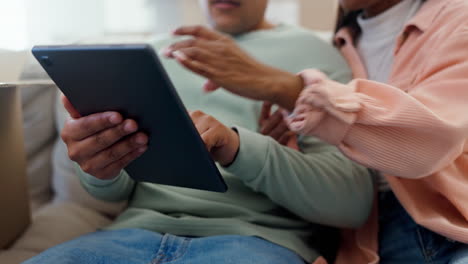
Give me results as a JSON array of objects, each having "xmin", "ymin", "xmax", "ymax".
[{"xmin": 296, "ymin": 0, "xmax": 468, "ymax": 263}]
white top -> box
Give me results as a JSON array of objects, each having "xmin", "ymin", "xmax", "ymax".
[{"xmin": 357, "ymin": 0, "xmax": 423, "ymax": 190}]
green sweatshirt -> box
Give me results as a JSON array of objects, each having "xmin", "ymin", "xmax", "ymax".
[{"xmin": 79, "ymin": 24, "xmax": 373, "ymax": 262}]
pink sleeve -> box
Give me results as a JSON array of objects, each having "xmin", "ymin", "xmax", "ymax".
[{"xmin": 288, "ymin": 32, "xmax": 468, "ymax": 179}]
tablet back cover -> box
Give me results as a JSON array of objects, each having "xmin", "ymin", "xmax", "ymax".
[{"xmin": 32, "ymin": 44, "xmax": 227, "ymax": 193}]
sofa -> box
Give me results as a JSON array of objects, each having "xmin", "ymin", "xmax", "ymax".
[{"xmin": 0, "ymin": 51, "xmax": 128, "ymax": 264}]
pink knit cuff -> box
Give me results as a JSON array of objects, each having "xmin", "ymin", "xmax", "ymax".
[{"xmin": 287, "ymin": 70, "xmax": 364, "ymax": 145}]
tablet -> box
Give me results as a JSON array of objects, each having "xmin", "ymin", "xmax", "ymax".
[{"xmin": 32, "ymin": 44, "xmax": 227, "ymax": 193}]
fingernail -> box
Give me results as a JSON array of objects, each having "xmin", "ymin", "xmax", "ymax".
[
  {"xmin": 160, "ymin": 47, "xmax": 172, "ymax": 58},
  {"xmin": 109, "ymin": 114, "xmax": 121, "ymax": 124},
  {"xmin": 173, "ymin": 50, "xmax": 188, "ymax": 61},
  {"xmin": 124, "ymin": 121, "xmax": 137, "ymax": 133},
  {"xmin": 203, "ymin": 86, "xmax": 215, "ymax": 93},
  {"xmin": 135, "ymin": 135, "xmax": 147, "ymax": 145}
]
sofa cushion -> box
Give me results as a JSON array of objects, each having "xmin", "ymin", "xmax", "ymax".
[
  {"xmin": 0, "ymin": 202, "xmax": 112, "ymax": 264},
  {"xmin": 0, "ymin": 249, "xmax": 36, "ymax": 264},
  {"xmin": 20, "ymin": 82, "xmax": 57, "ymax": 211},
  {"xmin": 19, "ymin": 55, "xmax": 49, "ymax": 81},
  {"xmin": 18, "ymin": 56, "xmax": 58, "ymax": 211}
]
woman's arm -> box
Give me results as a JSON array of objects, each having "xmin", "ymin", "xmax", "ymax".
[{"xmin": 288, "ymin": 30, "xmax": 468, "ymax": 179}]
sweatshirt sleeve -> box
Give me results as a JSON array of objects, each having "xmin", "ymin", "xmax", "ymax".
[
  {"xmin": 289, "ymin": 30, "xmax": 468, "ymax": 179},
  {"xmin": 78, "ymin": 164, "xmax": 136, "ymax": 203},
  {"xmin": 224, "ymin": 127, "xmax": 374, "ymax": 229}
]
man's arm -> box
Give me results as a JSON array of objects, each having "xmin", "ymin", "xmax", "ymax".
[
  {"xmin": 225, "ymin": 127, "xmax": 374, "ymax": 229},
  {"xmin": 181, "ymin": 108, "xmax": 374, "ymax": 229},
  {"xmin": 79, "ymin": 167, "xmax": 135, "ymax": 202}
]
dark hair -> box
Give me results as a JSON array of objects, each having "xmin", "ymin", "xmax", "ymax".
[
  {"xmin": 334, "ymin": 8, "xmax": 362, "ymax": 46},
  {"xmin": 334, "ymin": 0, "xmax": 428, "ymax": 46}
]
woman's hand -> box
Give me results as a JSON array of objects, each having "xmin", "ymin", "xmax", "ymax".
[
  {"xmin": 162, "ymin": 25, "xmax": 303, "ymax": 111},
  {"xmin": 285, "ymin": 70, "xmax": 330, "ymax": 135},
  {"xmin": 190, "ymin": 110, "xmax": 240, "ymax": 166},
  {"xmin": 259, "ymin": 102, "xmax": 298, "ymax": 149}
]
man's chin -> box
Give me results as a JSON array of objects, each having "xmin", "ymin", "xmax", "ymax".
[{"xmin": 213, "ymin": 22, "xmax": 248, "ymax": 36}]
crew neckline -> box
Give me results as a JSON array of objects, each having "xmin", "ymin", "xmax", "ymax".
[
  {"xmin": 357, "ymin": 0, "xmax": 421, "ymax": 41},
  {"xmin": 234, "ymin": 23, "xmax": 290, "ymax": 41}
]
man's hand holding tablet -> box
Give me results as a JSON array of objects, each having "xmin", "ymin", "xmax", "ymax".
[
  {"xmin": 61, "ymin": 96, "xmax": 240, "ymax": 181},
  {"xmin": 61, "ymin": 95, "xmax": 149, "ymax": 180}
]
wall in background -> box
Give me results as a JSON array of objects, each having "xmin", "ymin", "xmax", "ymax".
[
  {"xmin": 25, "ymin": 0, "xmax": 106, "ymax": 46},
  {"xmin": 299, "ymin": 0, "xmax": 339, "ymax": 31},
  {"xmin": 0, "ymin": 1, "xmax": 28, "ymax": 50},
  {"xmin": 104, "ymin": 0, "xmax": 158, "ymax": 33},
  {"xmin": 177, "ymin": 0, "xmax": 301, "ymax": 28},
  {"xmin": 177, "ymin": 0, "xmax": 337, "ymax": 31},
  {"xmin": 0, "ymin": 0, "xmax": 338, "ymax": 50}
]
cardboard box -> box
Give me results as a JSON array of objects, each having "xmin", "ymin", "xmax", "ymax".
[{"xmin": 0, "ymin": 83, "xmax": 31, "ymax": 249}]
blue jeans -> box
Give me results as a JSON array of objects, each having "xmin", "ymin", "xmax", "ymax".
[
  {"xmin": 379, "ymin": 191, "xmax": 468, "ymax": 264},
  {"xmin": 22, "ymin": 229, "xmax": 305, "ymax": 264}
]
